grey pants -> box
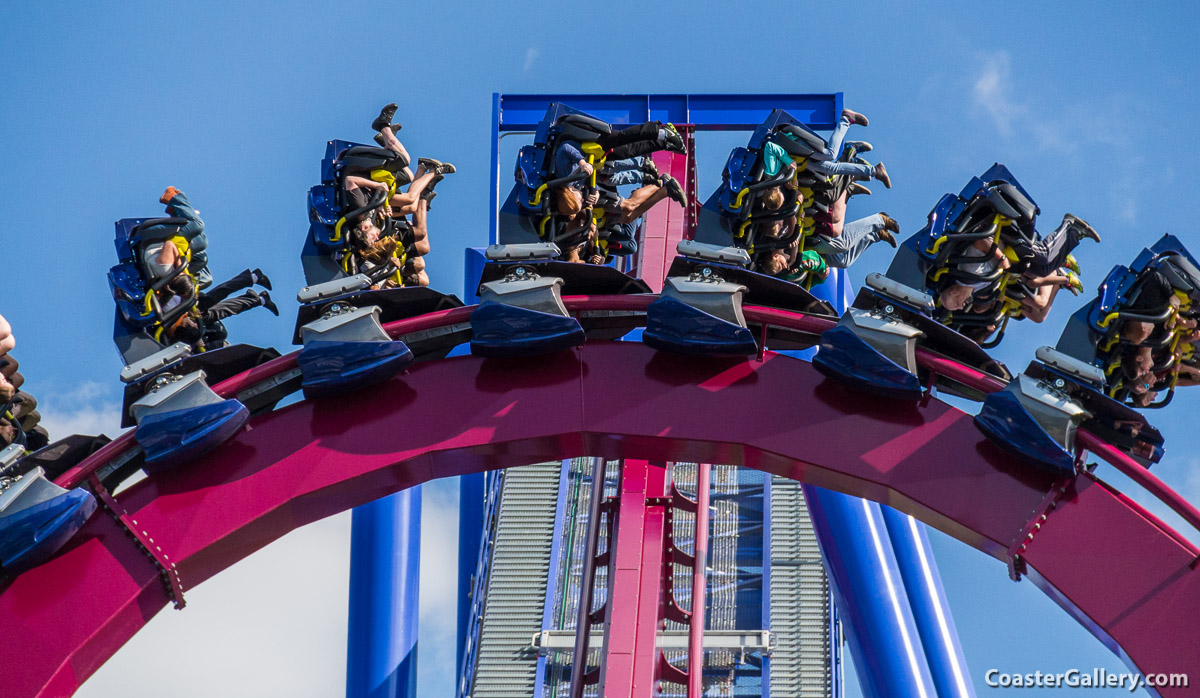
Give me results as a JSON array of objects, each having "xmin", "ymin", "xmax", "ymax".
[{"xmin": 809, "ymin": 213, "xmax": 886, "ymax": 268}]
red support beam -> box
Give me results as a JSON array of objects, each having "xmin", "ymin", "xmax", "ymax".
[
  {"xmin": 600, "ymin": 460, "xmax": 670, "ymax": 698},
  {"xmin": 686, "ymin": 463, "xmax": 711, "ymax": 698}
]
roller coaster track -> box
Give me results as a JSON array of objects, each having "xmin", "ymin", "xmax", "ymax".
[{"xmin": 4, "ymin": 295, "xmax": 1200, "ymax": 698}]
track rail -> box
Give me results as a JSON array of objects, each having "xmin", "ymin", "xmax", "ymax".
[{"xmin": 9, "ymin": 294, "xmax": 1197, "ymax": 698}]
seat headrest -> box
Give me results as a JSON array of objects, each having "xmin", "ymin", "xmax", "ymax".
[{"xmin": 559, "ymin": 113, "xmax": 612, "ymax": 135}]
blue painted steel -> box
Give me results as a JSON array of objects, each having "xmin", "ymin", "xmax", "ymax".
[
  {"xmin": 812, "ymin": 325, "xmax": 924, "ymax": 401},
  {"xmin": 134, "ymin": 398, "xmax": 249, "ymax": 471},
  {"xmin": 804, "ymin": 486, "xmax": 937, "ymax": 698},
  {"xmin": 347, "ymin": 488, "xmax": 422, "ymax": 698},
  {"xmin": 642, "ymin": 295, "xmax": 758, "ymax": 357},
  {"xmin": 455, "ymin": 471, "xmax": 485, "ymax": 674},
  {"xmin": 297, "ymin": 340, "xmax": 414, "ymax": 399},
  {"xmin": 974, "ymin": 388, "xmax": 1076, "ymax": 476},
  {"xmin": 462, "ymin": 248, "xmax": 489, "ymax": 305},
  {"xmin": 469, "ymin": 301, "xmax": 585, "ymax": 358},
  {"xmin": 881, "ymin": 506, "xmax": 977, "ymax": 698},
  {"xmin": 0, "ymin": 487, "xmax": 97, "ymax": 574},
  {"xmin": 497, "ymin": 93, "xmax": 842, "ymax": 132},
  {"xmin": 490, "ymin": 93, "xmax": 502, "ymax": 244}
]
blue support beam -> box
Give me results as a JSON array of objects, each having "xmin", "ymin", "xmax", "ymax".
[
  {"xmin": 347, "ymin": 489, "xmax": 422, "ymax": 698},
  {"xmin": 496, "ymin": 93, "xmax": 842, "ymax": 132}
]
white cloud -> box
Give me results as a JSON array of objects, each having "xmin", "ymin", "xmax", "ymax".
[
  {"xmin": 36, "ymin": 380, "xmax": 123, "ymax": 439},
  {"xmin": 972, "ymin": 52, "xmax": 1025, "ymax": 138},
  {"xmin": 523, "ymin": 47, "xmax": 539, "ymax": 73}
]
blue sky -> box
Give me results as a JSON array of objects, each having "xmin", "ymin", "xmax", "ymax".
[{"xmin": 3, "ymin": 2, "xmax": 1200, "ymax": 696}]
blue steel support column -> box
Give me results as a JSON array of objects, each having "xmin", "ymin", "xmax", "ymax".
[
  {"xmin": 881, "ymin": 506, "xmax": 977, "ymax": 698},
  {"xmin": 804, "ymin": 488, "xmax": 937, "ymax": 698},
  {"xmin": 347, "ymin": 488, "xmax": 422, "ymax": 698}
]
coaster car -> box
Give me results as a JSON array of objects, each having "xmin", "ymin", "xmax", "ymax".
[
  {"xmin": 498, "ymin": 103, "xmax": 616, "ymax": 262},
  {"xmin": 303, "ymin": 139, "xmax": 414, "ymax": 286},
  {"xmin": 108, "ymin": 217, "xmax": 201, "ymax": 346},
  {"xmin": 0, "ymin": 443, "xmax": 97, "ymax": 575},
  {"xmin": 1055, "ymin": 234, "xmax": 1200, "ymax": 409},
  {"xmin": 886, "ymin": 164, "xmax": 1042, "ymax": 348},
  {"xmin": 645, "ymin": 241, "xmax": 836, "ymax": 357},
  {"xmin": 694, "ymin": 109, "xmax": 869, "ymax": 288},
  {"xmin": 470, "ymin": 243, "xmax": 652, "ymax": 357},
  {"xmin": 814, "ymin": 273, "xmax": 1011, "ymax": 401},
  {"xmin": 293, "ymin": 275, "xmax": 463, "ymax": 397}
]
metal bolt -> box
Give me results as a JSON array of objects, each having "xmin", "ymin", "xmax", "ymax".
[
  {"xmin": 701, "ymin": 267, "xmax": 712, "ymax": 277},
  {"xmin": 883, "ymin": 304, "xmax": 895, "ymax": 314},
  {"xmin": 1054, "ymin": 378, "xmax": 1065, "ymax": 389}
]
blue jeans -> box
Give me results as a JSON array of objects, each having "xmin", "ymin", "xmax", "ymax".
[
  {"xmin": 807, "ymin": 114, "xmax": 873, "ymax": 179},
  {"xmin": 602, "ymin": 157, "xmax": 646, "ymax": 186},
  {"xmin": 168, "ymin": 192, "xmax": 211, "ymax": 288},
  {"xmin": 809, "ymin": 213, "xmax": 885, "ymax": 268}
]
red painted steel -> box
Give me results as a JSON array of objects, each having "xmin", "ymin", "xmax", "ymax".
[
  {"xmin": 686, "ymin": 463, "xmax": 711, "ymax": 698},
  {"xmin": 569, "ymin": 458, "xmax": 608, "ymax": 698},
  {"xmin": 637, "ymin": 146, "xmax": 691, "ymax": 292},
  {"xmin": 600, "ymin": 460, "xmax": 669, "ymax": 698},
  {"xmin": 7, "ymin": 297, "xmax": 1197, "ymax": 697}
]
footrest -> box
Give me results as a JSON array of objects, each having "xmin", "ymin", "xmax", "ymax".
[
  {"xmin": 470, "ymin": 301, "xmax": 585, "ymax": 358},
  {"xmin": 975, "ymin": 389, "xmax": 1077, "ymax": 476},
  {"xmin": 135, "ymin": 398, "xmax": 249, "ymax": 471},
  {"xmin": 643, "ymin": 295, "xmax": 757, "ymax": 357},
  {"xmin": 813, "ymin": 325, "xmax": 924, "ymax": 400},
  {"xmin": 298, "ymin": 339, "xmax": 414, "ymax": 398}
]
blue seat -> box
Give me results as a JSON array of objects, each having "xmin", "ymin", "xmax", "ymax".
[
  {"xmin": 302, "ymin": 139, "xmax": 412, "ymax": 286},
  {"xmin": 694, "ymin": 109, "xmax": 856, "ymax": 285},
  {"xmin": 884, "ymin": 164, "xmax": 1044, "ymax": 347},
  {"xmin": 498, "ymin": 104, "xmax": 615, "ymax": 260}
]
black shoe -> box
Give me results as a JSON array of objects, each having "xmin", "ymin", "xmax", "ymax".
[
  {"xmin": 260, "ymin": 290, "xmax": 279, "ymax": 316},
  {"xmin": 641, "ymin": 158, "xmax": 660, "ymax": 180},
  {"xmin": 372, "ymin": 103, "xmax": 398, "ymax": 132},
  {"xmin": 251, "ymin": 268, "xmax": 272, "ymax": 291},
  {"xmin": 665, "ymin": 132, "xmax": 686, "ymax": 153},
  {"xmin": 663, "ymin": 175, "xmax": 688, "ymax": 207}
]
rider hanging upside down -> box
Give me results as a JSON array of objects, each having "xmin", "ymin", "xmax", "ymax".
[
  {"xmin": 340, "ymin": 103, "xmax": 454, "ymax": 284},
  {"xmin": 939, "ymin": 214, "xmax": 1099, "ymax": 321}
]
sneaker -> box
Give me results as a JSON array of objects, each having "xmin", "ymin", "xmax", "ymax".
[
  {"xmin": 849, "ymin": 182, "xmax": 872, "ymax": 197},
  {"xmin": 418, "ymin": 157, "xmax": 443, "ymax": 171},
  {"xmin": 842, "ymin": 108, "xmax": 869, "ymax": 126},
  {"xmin": 663, "ymin": 175, "xmax": 688, "ymax": 207},
  {"xmin": 1064, "ymin": 214, "xmax": 1100, "ymax": 242},
  {"xmin": 1064, "ymin": 272, "xmax": 1084, "ymax": 296},
  {"xmin": 641, "ymin": 158, "xmax": 660, "ymax": 180},
  {"xmin": 373, "ymin": 133, "xmax": 386, "ymax": 147},
  {"xmin": 251, "ymin": 268, "xmax": 272, "ymax": 291},
  {"xmin": 1064, "ymin": 254, "xmax": 1081, "ymax": 276},
  {"xmin": 873, "ymin": 162, "xmax": 892, "ymax": 189},
  {"xmin": 159, "ymin": 186, "xmax": 182, "ymax": 204},
  {"xmin": 421, "ymin": 190, "xmax": 437, "ymax": 210},
  {"xmin": 845, "ymin": 140, "xmax": 873, "ymax": 154},
  {"xmin": 260, "ymin": 290, "xmax": 280, "ymax": 316},
  {"xmin": 435, "ymin": 162, "xmax": 456, "ymax": 176},
  {"xmin": 372, "ymin": 103, "xmax": 398, "ymax": 132}
]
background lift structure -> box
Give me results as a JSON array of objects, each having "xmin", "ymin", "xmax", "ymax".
[{"xmin": 3, "ymin": 94, "xmax": 1200, "ymax": 698}]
